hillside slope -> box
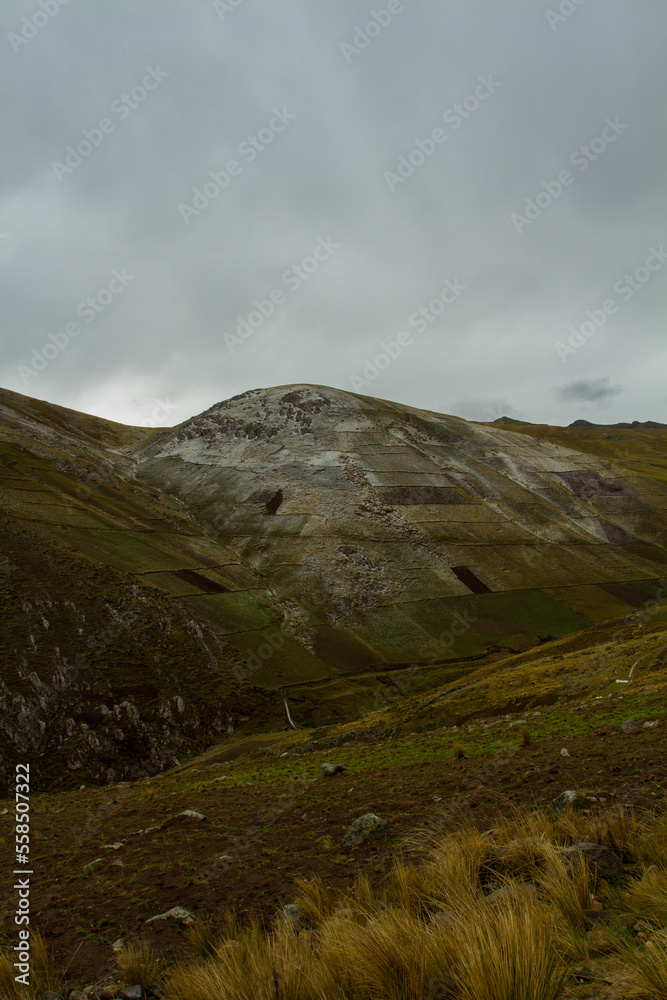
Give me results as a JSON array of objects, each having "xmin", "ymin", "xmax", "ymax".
[{"xmin": 1, "ymin": 384, "xmax": 665, "ymax": 791}]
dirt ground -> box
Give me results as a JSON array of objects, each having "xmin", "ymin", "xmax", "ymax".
[{"xmin": 4, "ymin": 723, "xmax": 664, "ymax": 990}]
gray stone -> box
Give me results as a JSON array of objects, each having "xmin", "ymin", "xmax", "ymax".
[
  {"xmin": 429, "ymin": 909, "xmax": 457, "ymax": 927},
  {"xmin": 546, "ymin": 789, "xmax": 586, "ymax": 816},
  {"xmin": 281, "ymin": 903, "xmax": 309, "ymax": 927},
  {"xmin": 621, "ymin": 719, "xmax": 641, "ymax": 733},
  {"xmin": 176, "ymin": 809, "xmax": 206, "ymax": 820},
  {"xmin": 342, "ymin": 812, "xmax": 393, "ymax": 846},
  {"xmin": 333, "ymin": 907, "xmax": 366, "ymax": 922},
  {"xmin": 145, "ymin": 905, "xmax": 195, "ymax": 925},
  {"xmin": 561, "ymin": 842, "xmax": 624, "ymax": 882},
  {"xmin": 118, "ymin": 988, "xmax": 143, "ymax": 1000},
  {"xmin": 321, "ymin": 761, "xmax": 346, "ymax": 777}
]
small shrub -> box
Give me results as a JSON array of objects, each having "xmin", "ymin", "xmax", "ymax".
[
  {"xmin": 0, "ymin": 950, "xmax": 20, "ymax": 998},
  {"xmin": 117, "ymin": 939, "xmax": 161, "ymax": 987},
  {"xmin": 623, "ymin": 866, "xmax": 667, "ymax": 925},
  {"xmin": 520, "ymin": 726, "xmax": 532, "ymax": 746},
  {"xmin": 186, "ymin": 921, "xmax": 220, "ymax": 960},
  {"xmin": 616, "ymin": 930, "xmax": 667, "ymax": 999},
  {"xmin": 452, "ymin": 742, "xmax": 465, "ymax": 760}
]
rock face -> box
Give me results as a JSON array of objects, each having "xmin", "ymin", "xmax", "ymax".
[{"xmin": 1, "ymin": 382, "xmax": 666, "ymax": 791}]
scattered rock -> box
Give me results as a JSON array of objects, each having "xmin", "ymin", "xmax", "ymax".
[
  {"xmin": 342, "ymin": 812, "xmax": 394, "ymax": 846},
  {"xmin": 583, "ymin": 908, "xmax": 610, "ymax": 928},
  {"xmin": 559, "ymin": 748, "xmax": 570, "ymax": 757},
  {"xmin": 217, "ymin": 940, "xmax": 240, "ymax": 952},
  {"xmin": 546, "ymin": 789, "xmax": 586, "ymax": 816},
  {"xmin": 634, "ymin": 919, "xmax": 654, "ymax": 942},
  {"xmin": 597, "ymin": 723, "xmax": 620, "ymax": 734},
  {"xmin": 118, "ymin": 988, "xmax": 142, "ymax": 1000},
  {"xmin": 643, "ymin": 719, "xmax": 662, "ymax": 729},
  {"xmin": 176, "ymin": 809, "xmax": 206, "ymax": 820},
  {"xmin": 281, "ymin": 903, "xmax": 309, "ymax": 928},
  {"xmin": 484, "ymin": 881, "xmax": 539, "ymax": 904},
  {"xmin": 621, "ymin": 719, "xmax": 641, "ymax": 734},
  {"xmin": 333, "ymin": 907, "xmax": 366, "ymax": 922},
  {"xmin": 82, "ymin": 858, "xmax": 104, "ymax": 871},
  {"xmin": 145, "ymin": 905, "xmax": 195, "ymax": 926},
  {"xmin": 561, "ymin": 842, "xmax": 624, "ymax": 882},
  {"xmin": 321, "ymin": 762, "xmax": 346, "ymax": 777},
  {"xmin": 112, "ymin": 938, "xmax": 124, "ymax": 952}
]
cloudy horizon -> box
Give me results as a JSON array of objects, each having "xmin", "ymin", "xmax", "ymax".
[{"xmin": 1, "ymin": 0, "xmax": 665, "ymax": 430}]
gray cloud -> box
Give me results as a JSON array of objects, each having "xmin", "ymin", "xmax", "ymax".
[
  {"xmin": 555, "ymin": 377, "xmax": 624, "ymax": 403},
  {"xmin": 1, "ymin": 0, "xmax": 665, "ymax": 428}
]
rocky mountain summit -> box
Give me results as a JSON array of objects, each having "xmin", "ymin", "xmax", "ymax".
[{"xmin": 1, "ymin": 384, "xmax": 666, "ymax": 792}]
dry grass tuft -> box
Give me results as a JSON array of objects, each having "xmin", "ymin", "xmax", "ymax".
[
  {"xmin": 0, "ymin": 950, "xmax": 20, "ymax": 999},
  {"xmin": 117, "ymin": 939, "xmax": 162, "ymax": 987},
  {"xmin": 451, "ymin": 894, "xmax": 568, "ymax": 1000},
  {"xmin": 106, "ymin": 801, "xmax": 667, "ymax": 1000},
  {"xmin": 615, "ymin": 931, "xmax": 667, "ymax": 999},
  {"xmin": 623, "ymin": 865, "xmax": 667, "ymax": 925},
  {"xmin": 520, "ymin": 726, "xmax": 532, "ymax": 746}
]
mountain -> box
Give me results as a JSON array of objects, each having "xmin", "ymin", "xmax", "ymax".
[{"xmin": 1, "ymin": 384, "xmax": 666, "ymax": 792}]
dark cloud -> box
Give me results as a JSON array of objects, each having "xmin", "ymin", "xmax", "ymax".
[
  {"xmin": 0, "ymin": 0, "xmax": 665, "ymax": 427},
  {"xmin": 555, "ymin": 378, "xmax": 624, "ymax": 403}
]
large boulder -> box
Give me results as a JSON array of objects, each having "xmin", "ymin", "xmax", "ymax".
[
  {"xmin": 561, "ymin": 842, "xmax": 624, "ymax": 882},
  {"xmin": 341, "ymin": 812, "xmax": 393, "ymax": 846}
]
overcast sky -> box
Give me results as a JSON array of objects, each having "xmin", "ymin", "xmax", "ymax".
[{"xmin": 1, "ymin": 0, "xmax": 665, "ymax": 429}]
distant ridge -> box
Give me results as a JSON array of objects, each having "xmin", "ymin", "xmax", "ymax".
[
  {"xmin": 568, "ymin": 419, "xmax": 667, "ymax": 429},
  {"xmin": 491, "ymin": 416, "xmax": 666, "ymax": 429}
]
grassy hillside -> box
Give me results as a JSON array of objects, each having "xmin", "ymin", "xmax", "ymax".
[{"xmin": 0, "ymin": 603, "xmax": 664, "ymax": 993}]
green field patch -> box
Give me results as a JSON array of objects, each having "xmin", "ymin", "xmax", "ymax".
[
  {"xmin": 226, "ymin": 629, "xmax": 330, "ymax": 688},
  {"xmin": 344, "ymin": 605, "xmax": 440, "ymax": 662},
  {"xmin": 541, "ymin": 584, "xmax": 633, "ymax": 622},
  {"xmin": 176, "ymin": 590, "xmax": 277, "ymax": 632}
]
